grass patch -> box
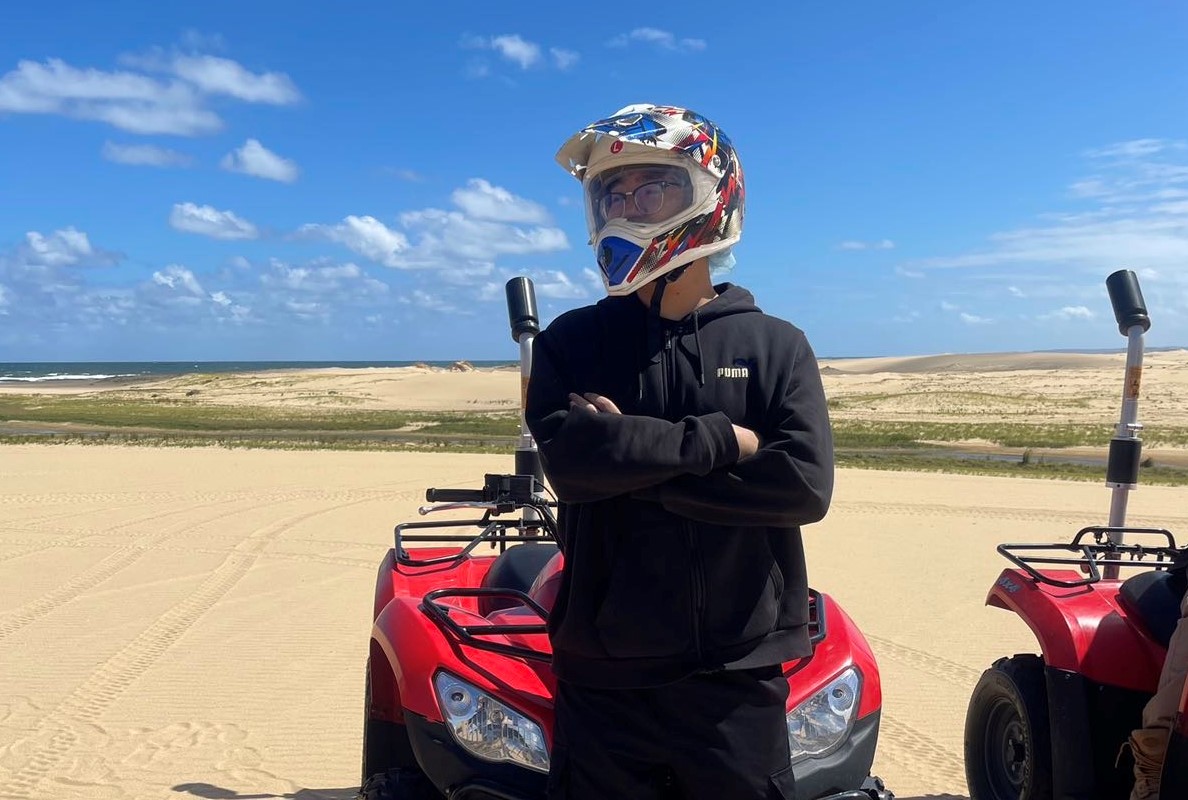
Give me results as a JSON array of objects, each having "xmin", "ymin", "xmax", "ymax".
[
  {"xmin": 835, "ymin": 451, "xmax": 1188, "ymax": 486},
  {"xmin": 0, "ymin": 395, "xmax": 520, "ymax": 435},
  {"xmin": 5, "ymin": 393, "xmax": 1188, "ymax": 486},
  {"xmin": 832, "ymin": 419, "xmax": 1188, "ymax": 448}
]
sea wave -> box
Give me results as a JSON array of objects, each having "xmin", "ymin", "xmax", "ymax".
[{"xmin": 0, "ymin": 373, "xmax": 140, "ymax": 382}]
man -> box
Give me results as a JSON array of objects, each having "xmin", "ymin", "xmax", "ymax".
[
  {"xmin": 1128, "ymin": 582, "xmax": 1188, "ymax": 799},
  {"xmin": 525, "ymin": 104, "xmax": 834, "ymax": 799}
]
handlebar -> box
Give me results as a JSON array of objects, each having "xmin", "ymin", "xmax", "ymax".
[{"xmin": 424, "ymin": 473, "xmax": 545, "ymax": 507}]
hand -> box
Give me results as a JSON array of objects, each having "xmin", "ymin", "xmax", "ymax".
[
  {"xmin": 569, "ymin": 392, "xmax": 622, "ymax": 415},
  {"xmin": 733, "ymin": 425, "xmax": 760, "ymax": 460}
]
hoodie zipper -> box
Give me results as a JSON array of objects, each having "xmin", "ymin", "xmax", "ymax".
[
  {"xmin": 664, "ymin": 329, "xmax": 704, "ymax": 660},
  {"xmin": 686, "ymin": 522, "xmax": 705, "ymax": 661},
  {"xmin": 661, "ymin": 329, "xmax": 674, "ymax": 415}
]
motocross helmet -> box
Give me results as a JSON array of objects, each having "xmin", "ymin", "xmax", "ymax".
[{"xmin": 556, "ymin": 103, "xmax": 744, "ymax": 296}]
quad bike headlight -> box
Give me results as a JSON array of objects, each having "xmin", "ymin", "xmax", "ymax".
[
  {"xmin": 433, "ymin": 672, "xmax": 550, "ymax": 773},
  {"xmin": 786, "ymin": 667, "xmax": 861, "ymax": 762}
]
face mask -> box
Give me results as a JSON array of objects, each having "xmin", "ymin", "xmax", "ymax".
[{"xmin": 708, "ymin": 248, "xmax": 736, "ymax": 276}]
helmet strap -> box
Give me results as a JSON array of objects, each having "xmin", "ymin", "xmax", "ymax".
[{"xmin": 646, "ymin": 277, "xmax": 668, "ymax": 364}]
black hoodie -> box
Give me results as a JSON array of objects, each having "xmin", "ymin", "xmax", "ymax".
[{"xmin": 525, "ymin": 283, "xmax": 834, "ymax": 688}]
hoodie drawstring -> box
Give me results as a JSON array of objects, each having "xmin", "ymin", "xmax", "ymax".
[{"xmin": 692, "ymin": 310, "xmax": 705, "ymax": 388}]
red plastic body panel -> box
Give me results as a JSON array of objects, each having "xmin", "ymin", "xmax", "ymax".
[
  {"xmin": 785, "ymin": 593, "xmax": 883, "ymax": 720},
  {"xmin": 985, "ymin": 568, "xmax": 1166, "ymax": 691},
  {"xmin": 369, "ymin": 546, "xmax": 883, "ymax": 747}
]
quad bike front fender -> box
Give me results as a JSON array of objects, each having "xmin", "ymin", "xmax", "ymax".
[
  {"xmin": 986, "ymin": 568, "xmax": 1165, "ymax": 691},
  {"xmin": 370, "ymin": 595, "xmax": 554, "ymax": 738}
]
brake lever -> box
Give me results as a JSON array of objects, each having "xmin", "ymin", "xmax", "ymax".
[{"xmin": 418, "ymin": 502, "xmax": 497, "ymax": 516}]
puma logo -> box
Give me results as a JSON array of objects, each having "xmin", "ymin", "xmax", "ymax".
[{"xmin": 716, "ymin": 366, "xmax": 749, "ymax": 379}]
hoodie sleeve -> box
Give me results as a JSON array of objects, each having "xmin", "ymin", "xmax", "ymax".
[
  {"xmin": 526, "ymin": 327, "xmax": 741, "ymax": 503},
  {"xmin": 643, "ymin": 334, "xmax": 834, "ymax": 528}
]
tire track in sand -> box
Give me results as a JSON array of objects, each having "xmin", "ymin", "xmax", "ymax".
[
  {"xmin": 0, "ymin": 489, "xmax": 401, "ymax": 799},
  {"xmin": 877, "ymin": 713, "xmax": 968, "ymax": 789},
  {"xmin": 0, "ymin": 485, "xmax": 426, "ymax": 641},
  {"xmin": 866, "ymin": 635, "xmax": 984, "ymax": 688}
]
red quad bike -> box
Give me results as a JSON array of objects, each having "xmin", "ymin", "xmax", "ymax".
[
  {"xmin": 965, "ymin": 269, "xmax": 1188, "ymax": 800},
  {"xmin": 359, "ymin": 277, "xmax": 894, "ymax": 799}
]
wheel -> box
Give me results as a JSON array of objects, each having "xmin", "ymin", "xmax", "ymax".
[
  {"xmin": 965, "ymin": 654, "xmax": 1053, "ymax": 800},
  {"xmin": 359, "ymin": 767, "xmax": 443, "ymax": 800},
  {"xmin": 362, "ymin": 657, "xmax": 418, "ymax": 783}
]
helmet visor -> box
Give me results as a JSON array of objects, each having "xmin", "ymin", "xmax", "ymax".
[{"xmin": 585, "ymin": 163, "xmax": 699, "ymax": 233}]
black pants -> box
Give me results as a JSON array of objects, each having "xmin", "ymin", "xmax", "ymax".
[{"xmin": 547, "ymin": 666, "xmax": 797, "ymax": 800}]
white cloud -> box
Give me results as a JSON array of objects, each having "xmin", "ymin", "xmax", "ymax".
[
  {"xmin": 384, "ymin": 167, "xmax": 424, "ymax": 182},
  {"xmin": 607, "ymin": 28, "xmax": 707, "ymax": 52},
  {"xmin": 550, "ymin": 48, "xmax": 580, "ymax": 70},
  {"xmin": 0, "ymin": 51, "xmax": 299, "ymax": 136},
  {"xmin": 451, "ymin": 179, "xmax": 552, "ymax": 224},
  {"xmin": 490, "ymin": 34, "xmax": 541, "ymax": 68},
  {"xmin": 910, "ymin": 141, "xmax": 1188, "ymax": 275},
  {"xmin": 940, "ymin": 300, "xmax": 960, "ymax": 311},
  {"xmin": 23, "ymin": 227, "xmax": 95, "ymax": 266},
  {"xmin": 170, "ymin": 55, "xmax": 300, "ymax": 103},
  {"xmin": 102, "ymin": 140, "xmax": 191, "ymax": 167},
  {"xmin": 398, "ymin": 208, "xmax": 568, "ymax": 262},
  {"xmin": 894, "ymin": 266, "xmax": 924, "ymax": 279},
  {"xmin": 1042, "ymin": 305, "xmax": 1095, "ymax": 321},
  {"xmin": 959, "ymin": 312, "xmax": 992, "ymax": 325},
  {"xmin": 220, "ymin": 138, "xmax": 299, "ymax": 183},
  {"xmin": 0, "ymin": 58, "xmax": 218, "ymax": 135},
  {"xmin": 1085, "ymin": 139, "xmax": 1181, "ymax": 160},
  {"xmin": 152, "ymin": 264, "xmax": 205, "ymax": 295},
  {"xmin": 1008, "ymin": 285, "xmax": 1025, "ymax": 297},
  {"xmin": 301, "ymin": 180, "xmax": 568, "ymax": 271},
  {"xmin": 298, "ymin": 216, "xmax": 410, "ymax": 267},
  {"xmin": 462, "ymin": 34, "xmax": 577, "ymax": 73},
  {"xmin": 838, "ymin": 239, "xmax": 894, "ymax": 251},
  {"xmin": 170, "ymin": 202, "xmax": 259, "ymax": 240},
  {"xmin": 528, "ymin": 269, "xmax": 589, "ymax": 299},
  {"xmin": 262, "ymin": 259, "xmax": 388, "ymax": 296}
]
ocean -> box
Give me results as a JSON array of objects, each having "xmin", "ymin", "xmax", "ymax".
[{"xmin": 0, "ymin": 361, "xmax": 517, "ymax": 383}]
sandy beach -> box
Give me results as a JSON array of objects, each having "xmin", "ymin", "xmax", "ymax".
[{"xmin": 2, "ymin": 353, "xmax": 1187, "ymax": 799}]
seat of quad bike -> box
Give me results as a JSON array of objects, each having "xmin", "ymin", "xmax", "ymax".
[
  {"xmin": 478, "ymin": 542, "xmax": 560, "ymax": 616},
  {"xmin": 1119, "ymin": 569, "xmax": 1186, "ymax": 649}
]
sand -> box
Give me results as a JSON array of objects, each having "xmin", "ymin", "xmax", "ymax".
[{"xmin": 2, "ymin": 353, "xmax": 1187, "ymax": 799}]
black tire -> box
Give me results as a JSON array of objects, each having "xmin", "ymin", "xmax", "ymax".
[
  {"xmin": 362, "ymin": 657, "xmax": 418, "ymax": 783},
  {"xmin": 965, "ymin": 654, "xmax": 1053, "ymax": 800},
  {"xmin": 359, "ymin": 767, "xmax": 443, "ymax": 800}
]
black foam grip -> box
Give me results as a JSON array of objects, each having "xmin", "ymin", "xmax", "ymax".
[
  {"xmin": 506, "ymin": 277, "xmax": 540, "ymax": 341},
  {"xmin": 1106, "ymin": 270, "xmax": 1151, "ymax": 335},
  {"xmin": 425, "ymin": 488, "xmax": 486, "ymax": 503}
]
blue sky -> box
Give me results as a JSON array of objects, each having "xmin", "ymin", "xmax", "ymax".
[{"xmin": 2, "ymin": 2, "xmax": 1187, "ymax": 361}]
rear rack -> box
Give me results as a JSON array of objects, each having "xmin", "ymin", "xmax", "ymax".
[
  {"xmin": 395, "ymin": 514, "xmax": 553, "ymax": 568},
  {"xmin": 999, "ymin": 525, "xmax": 1180, "ymax": 589}
]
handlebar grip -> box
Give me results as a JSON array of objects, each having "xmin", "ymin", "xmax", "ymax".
[
  {"xmin": 1106, "ymin": 269, "xmax": 1151, "ymax": 335},
  {"xmin": 425, "ymin": 488, "xmax": 487, "ymax": 503},
  {"xmin": 506, "ymin": 277, "xmax": 539, "ymax": 342}
]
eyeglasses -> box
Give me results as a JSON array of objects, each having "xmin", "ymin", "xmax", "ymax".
[{"xmin": 597, "ymin": 179, "xmax": 688, "ymax": 222}]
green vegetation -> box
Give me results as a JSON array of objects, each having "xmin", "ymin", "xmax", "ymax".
[
  {"xmin": 0, "ymin": 395, "xmax": 521, "ymax": 436},
  {"xmin": 832, "ymin": 419, "xmax": 1188, "ymax": 448},
  {"xmin": 4, "ymin": 390, "xmax": 1188, "ymax": 485}
]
